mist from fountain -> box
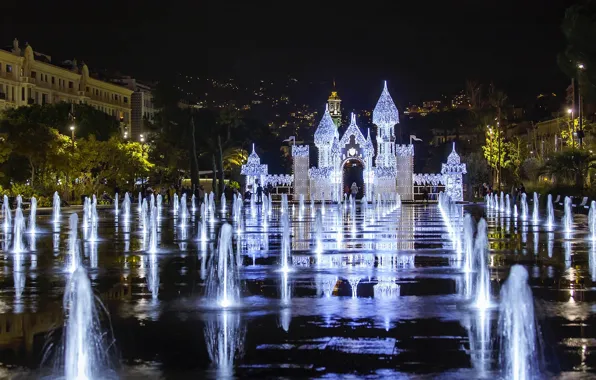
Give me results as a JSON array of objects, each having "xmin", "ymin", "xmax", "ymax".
[
  {"xmin": 314, "ymin": 209, "xmax": 323, "ymax": 254},
  {"xmin": 3, "ymin": 194, "xmax": 11, "ymax": 231},
  {"xmin": 148, "ymin": 205, "xmax": 158, "ymax": 254},
  {"xmin": 206, "ymin": 223, "xmax": 239, "ymax": 308},
  {"xmin": 68, "ymin": 214, "xmax": 80, "ymax": 273},
  {"xmin": 532, "ymin": 192, "xmax": 539, "ymax": 224},
  {"xmin": 137, "ymin": 192, "xmax": 142, "ymax": 214},
  {"xmin": 63, "ymin": 267, "xmax": 112, "ymax": 380},
  {"xmin": 122, "ymin": 192, "xmax": 131, "ymax": 223},
  {"xmin": 546, "ymin": 194, "xmax": 554, "ymax": 228},
  {"xmin": 28, "ymin": 196, "xmax": 37, "ymax": 234},
  {"xmin": 514, "ymin": 204, "xmax": 518, "ymax": 218},
  {"xmin": 499, "ymin": 265, "xmax": 540, "ymax": 380},
  {"xmin": 589, "ymin": 201, "xmax": 596, "ymax": 241},
  {"xmin": 520, "ymin": 193, "xmax": 528, "ymax": 221},
  {"xmin": 179, "ymin": 194, "xmax": 189, "ymax": 228},
  {"xmin": 280, "ymin": 212, "xmax": 291, "ymax": 272},
  {"xmin": 173, "ymin": 193, "xmax": 179, "ymax": 215},
  {"xmin": 221, "ymin": 193, "xmax": 226, "ymax": 213},
  {"xmin": 82, "ymin": 197, "xmax": 90, "ymax": 230},
  {"xmin": 89, "ymin": 197, "xmax": 99, "ymax": 242},
  {"xmin": 474, "ymin": 218, "xmax": 491, "ymax": 309},
  {"xmin": 563, "ymin": 196, "xmax": 573, "ymax": 233},
  {"xmin": 114, "ymin": 192, "xmax": 119, "ymax": 216},
  {"xmin": 505, "ymin": 194, "xmax": 511, "ymax": 215},
  {"xmin": 12, "ymin": 206, "xmax": 26, "ymax": 253},
  {"xmin": 462, "ymin": 214, "xmax": 475, "ymax": 273},
  {"xmin": 198, "ymin": 203, "xmax": 208, "ymax": 242},
  {"xmin": 191, "ymin": 194, "xmax": 196, "ymax": 213},
  {"xmin": 53, "ymin": 191, "xmax": 61, "ymax": 223},
  {"xmin": 499, "ymin": 191, "xmax": 504, "ymax": 212}
]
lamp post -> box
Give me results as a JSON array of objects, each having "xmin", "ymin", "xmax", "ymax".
[
  {"xmin": 566, "ymin": 108, "xmax": 575, "ymax": 148},
  {"xmin": 577, "ymin": 63, "xmax": 585, "ymax": 147}
]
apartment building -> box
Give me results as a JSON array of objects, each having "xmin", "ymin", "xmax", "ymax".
[{"xmin": 0, "ymin": 39, "xmax": 133, "ymax": 135}]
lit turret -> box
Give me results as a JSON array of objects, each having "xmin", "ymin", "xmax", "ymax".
[
  {"xmin": 314, "ymin": 105, "xmax": 337, "ymax": 168},
  {"xmin": 373, "ymin": 81, "xmax": 399, "ymax": 128}
]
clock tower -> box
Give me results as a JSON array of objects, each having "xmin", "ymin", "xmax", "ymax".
[{"xmin": 327, "ymin": 81, "xmax": 342, "ymax": 127}]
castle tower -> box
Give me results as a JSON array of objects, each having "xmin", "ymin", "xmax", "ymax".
[
  {"xmin": 327, "ymin": 81, "xmax": 342, "ymax": 127},
  {"xmin": 441, "ymin": 142, "xmax": 467, "ymax": 201},
  {"xmin": 373, "ymin": 81, "xmax": 399, "ymax": 169},
  {"xmin": 314, "ymin": 104, "xmax": 338, "ymax": 168}
]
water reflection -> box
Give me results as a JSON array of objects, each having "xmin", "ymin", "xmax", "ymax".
[{"xmin": 204, "ymin": 311, "xmax": 246, "ymax": 377}]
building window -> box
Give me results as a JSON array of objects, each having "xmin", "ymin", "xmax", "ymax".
[
  {"xmin": 124, "ymin": 97, "xmax": 128, "ymax": 104},
  {"xmin": 42, "ymin": 93, "xmax": 47, "ymax": 105},
  {"xmin": 31, "ymin": 71, "xmax": 36, "ymax": 78},
  {"xmin": 6, "ymin": 64, "xmax": 12, "ymax": 73},
  {"xmin": 68, "ymin": 81, "xmax": 73, "ymax": 89},
  {"xmin": 86, "ymin": 86, "xmax": 89, "ymax": 92},
  {"xmin": 52, "ymin": 76, "xmax": 55, "ymax": 84},
  {"xmin": 21, "ymin": 87, "xmax": 24, "ymax": 101}
]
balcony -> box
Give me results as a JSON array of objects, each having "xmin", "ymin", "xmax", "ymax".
[
  {"xmin": 20, "ymin": 76, "xmax": 36, "ymax": 85},
  {"xmin": 0, "ymin": 93, "xmax": 6, "ymax": 100}
]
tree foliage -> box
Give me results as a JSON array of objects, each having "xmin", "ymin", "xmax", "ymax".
[{"xmin": 540, "ymin": 149, "xmax": 596, "ymax": 188}]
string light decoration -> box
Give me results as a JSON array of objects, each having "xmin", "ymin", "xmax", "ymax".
[
  {"xmin": 292, "ymin": 145, "xmax": 310, "ymax": 200},
  {"xmin": 339, "ymin": 113, "xmax": 368, "ymax": 149},
  {"xmin": 263, "ymin": 174, "xmax": 294, "ymax": 187},
  {"xmin": 241, "ymin": 144, "xmax": 268, "ymax": 192},
  {"xmin": 373, "ymin": 81, "xmax": 399, "ymax": 128},
  {"xmin": 440, "ymin": 142, "xmax": 467, "ymax": 201},
  {"xmin": 240, "ymin": 82, "xmax": 465, "ymax": 203},
  {"xmin": 292, "ymin": 145, "xmax": 309, "ymax": 157},
  {"xmin": 413, "ymin": 173, "xmax": 445, "ymax": 186},
  {"xmin": 314, "ymin": 105, "xmax": 338, "ymax": 147}
]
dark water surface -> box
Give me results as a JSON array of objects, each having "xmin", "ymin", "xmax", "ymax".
[{"xmin": 1, "ymin": 202, "xmax": 595, "ymax": 379}]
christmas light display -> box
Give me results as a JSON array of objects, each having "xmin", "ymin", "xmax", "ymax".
[
  {"xmin": 240, "ymin": 82, "xmax": 465, "ymax": 202},
  {"xmin": 373, "ymin": 81, "xmax": 399, "ymax": 128},
  {"xmin": 440, "ymin": 143, "xmax": 467, "ymax": 201}
]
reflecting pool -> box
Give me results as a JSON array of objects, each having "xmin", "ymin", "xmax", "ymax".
[{"xmin": 1, "ymin": 200, "xmax": 596, "ymax": 378}]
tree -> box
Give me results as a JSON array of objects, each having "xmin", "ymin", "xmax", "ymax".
[
  {"xmin": 462, "ymin": 151, "xmax": 490, "ymax": 196},
  {"xmin": 2, "ymin": 103, "xmax": 119, "ymax": 140},
  {"xmin": 540, "ymin": 149, "xmax": 596, "ymax": 189},
  {"xmin": 482, "ymin": 126, "xmax": 508, "ymax": 187},
  {"xmin": 505, "ymin": 136, "xmax": 528, "ymax": 181}
]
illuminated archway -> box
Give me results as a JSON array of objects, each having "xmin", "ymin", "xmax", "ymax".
[{"xmin": 341, "ymin": 157, "xmax": 365, "ymax": 199}]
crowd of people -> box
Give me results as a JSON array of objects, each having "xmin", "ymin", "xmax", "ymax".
[{"xmin": 479, "ymin": 183, "xmax": 526, "ymax": 204}]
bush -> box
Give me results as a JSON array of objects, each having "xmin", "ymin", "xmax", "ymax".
[{"xmin": 521, "ymin": 158, "xmax": 541, "ymax": 182}]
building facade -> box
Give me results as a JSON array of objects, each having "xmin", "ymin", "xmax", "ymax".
[
  {"xmin": 110, "ymin": 76, "xmax": 156, "ymax": 139},
  {"xmin": 0, "ymin": 39, "xmax": 133, "ymax": 135}
]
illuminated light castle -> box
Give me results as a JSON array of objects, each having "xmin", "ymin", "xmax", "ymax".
[{"xmin": 242, "ymin": 81, "xmax": 466, "ymax": 202}]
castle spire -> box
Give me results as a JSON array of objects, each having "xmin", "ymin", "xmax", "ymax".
[{"xmin": 373, "ymin": 81, "xmax": 399, "ymax": 127}]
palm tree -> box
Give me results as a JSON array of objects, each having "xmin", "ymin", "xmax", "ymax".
[{"xmin": 540, "ymin": 149, "xmax": 596, "ymax": 189}]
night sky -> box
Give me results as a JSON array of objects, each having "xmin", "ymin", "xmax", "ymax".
[{"xmin": 0, "ymin": 0, "xmax": 575, "ymax": 107}]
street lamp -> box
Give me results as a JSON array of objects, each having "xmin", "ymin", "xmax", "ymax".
[{"xmin": 577, "ymin": 63, "xmax": 586, "ymax": 147}]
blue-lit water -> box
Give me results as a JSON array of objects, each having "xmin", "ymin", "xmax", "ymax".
[{"xmin": 0, "ymin": 201, "xmax": 595, "ymax": 378}]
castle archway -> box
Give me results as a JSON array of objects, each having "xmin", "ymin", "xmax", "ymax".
[{"xmin": 342, "ymin": 158, "xmax": 365, "ymax": 199}]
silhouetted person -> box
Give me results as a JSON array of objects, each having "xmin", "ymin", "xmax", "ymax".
[{"xmin": 257, "ymin": 183, "xmax": 263, "ymax": 203}]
